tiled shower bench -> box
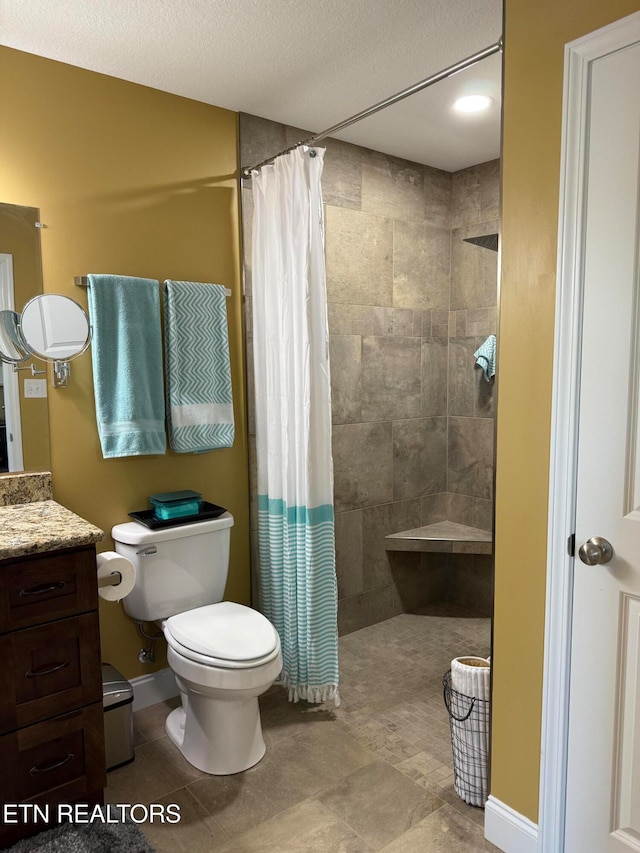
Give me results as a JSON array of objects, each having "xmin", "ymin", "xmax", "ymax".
[{"xmin": 384, "ymin": 520, "xmax": 492, "ymax": 555}]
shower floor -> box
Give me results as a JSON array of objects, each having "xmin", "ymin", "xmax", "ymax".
[{"xmin": 107, "ymin": 605, "xmax": 497, "ymax": 852}]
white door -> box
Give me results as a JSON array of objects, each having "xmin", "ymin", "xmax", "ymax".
[{"xmin": 565, "ymin": 26, "xmax": 640, "ymax": 853}]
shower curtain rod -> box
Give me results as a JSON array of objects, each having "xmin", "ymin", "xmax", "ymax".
[{"xmin": 242, "ymin": 38, "xmax": 503, "ymax": 178}]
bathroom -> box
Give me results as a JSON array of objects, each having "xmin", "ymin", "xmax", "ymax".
[
  {"xmin": 2, "ymin": 0, "xmax": 636, "ymax": 850},
  {"xmin": 0, "ymin": 60, "xmax": 498, "ymax": 852}
]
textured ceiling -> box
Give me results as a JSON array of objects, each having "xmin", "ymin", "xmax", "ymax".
[{"xmin": 1, "ymin": 0, "xmax": 503, "ymax": 171}]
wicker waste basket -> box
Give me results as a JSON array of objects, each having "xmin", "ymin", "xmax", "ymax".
[{"xmin": 443, "ymin": 667, "xmax": 490, "ymax": 807}]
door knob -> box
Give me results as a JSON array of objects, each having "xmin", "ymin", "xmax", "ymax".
[{"xmin": 578, "ymin": 536, "xmax": 614, "ymax": 565}]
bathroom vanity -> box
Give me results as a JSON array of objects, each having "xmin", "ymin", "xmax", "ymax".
[{"xmin": 0, "ymin": 472, "xmax": 105, "ymax": 847}]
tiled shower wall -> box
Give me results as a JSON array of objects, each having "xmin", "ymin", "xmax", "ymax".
[{"xmin": 239, "ymin": 114, "xmax": 498, "ymax": 634}]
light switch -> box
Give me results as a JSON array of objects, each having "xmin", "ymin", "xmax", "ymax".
[{"xmin": 24, "ymin": 379, "xmax": 47, "ymax": 398}]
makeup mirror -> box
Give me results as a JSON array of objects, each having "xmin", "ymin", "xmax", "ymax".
[
  {"xmin": 0, "ymin": 310, "xmax": 30, "ymax": 364},
  {"xmin": 20, "ymin": 294, "xmax": 90, "ymax": 362}
]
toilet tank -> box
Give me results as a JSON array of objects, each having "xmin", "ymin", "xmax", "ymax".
[{"xmin": 111, "ymin": 513, "xmax": 234, "ymax": 622}]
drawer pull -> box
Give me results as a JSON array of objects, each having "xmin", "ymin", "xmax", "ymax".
[
  {"xmin": 19, "ymin": 581, "xmax": 66, "ymax": 598},
  {"xmin": 26, "ymin": 661, "xmax": 70, "ymax": 679},
  {"xmin": 29, "ymin": 753, "xmax": 74, "ymax": 775}
]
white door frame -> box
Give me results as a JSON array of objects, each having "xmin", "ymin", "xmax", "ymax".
[{"xmin": 539, "ymin": 11, "xmax": 640, "ymax": 852}]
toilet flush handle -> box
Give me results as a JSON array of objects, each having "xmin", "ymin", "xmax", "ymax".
[{"xmin": 136, "ymin": 546, "xmax": 157, "ymax": 556}]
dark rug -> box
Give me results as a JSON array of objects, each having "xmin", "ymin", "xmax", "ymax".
[{"xmin": 5, "ymin": 820, "xmax": 156, "ymax": 852}]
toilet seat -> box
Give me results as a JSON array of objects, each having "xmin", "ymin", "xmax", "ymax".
[
  {"xmin": 164, "ymin": 601, "xmax": 280, "ymax": 670},
  {"xmin": 166, "ymin": 632, "xmax": 281, "ymax": 669}
]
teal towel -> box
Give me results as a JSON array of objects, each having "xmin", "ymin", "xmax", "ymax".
[
  {"xmin": 164, "ymin": 280, "xmax": 234, "ymax": 453},
  {"xmin": 87, "ymin": 274, "xmax": 166, "ymax": 458},
  {"xmin": 474, "ymin": 334, "xmax": 497, "ymax": 380}
]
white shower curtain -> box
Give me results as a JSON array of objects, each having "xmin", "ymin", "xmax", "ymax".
[{"xmin": 251, "ymin": 146, "xmax": 339, "ymax": 704}]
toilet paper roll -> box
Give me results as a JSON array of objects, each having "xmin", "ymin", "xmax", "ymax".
[{"xmin": 97, "ymin": 552, "xmax": 136, "ymax": 602}]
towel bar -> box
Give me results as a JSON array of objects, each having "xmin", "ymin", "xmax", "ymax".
[{"xmin": 74, "ymin": 276, "xmax": 232, "ymax": 297}]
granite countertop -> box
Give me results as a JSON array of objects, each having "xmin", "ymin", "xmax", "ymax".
[
  {"xmin": 0, "ymin": 471, "xmax": 53, "ymax": 506},
  {"xmin": 0, "ymin": 499, "xmax": 105, "ymax": 561}
]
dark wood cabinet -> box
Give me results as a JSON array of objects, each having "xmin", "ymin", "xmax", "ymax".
[
  {"xmin": 0, "ymin": 547, "xmax": 98, "ymax": 632},
  {"xmin": 0, "ymin": 544, "xmax": 105, "ymax": 847}
]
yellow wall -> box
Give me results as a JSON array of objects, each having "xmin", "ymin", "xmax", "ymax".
[
  {"xmin": 0, "ymin": 47, "xmax": 248, "ymax": 679},
  {"xmin": 493, "ymin": 0, "xmax": 640, "ymax": 821}
]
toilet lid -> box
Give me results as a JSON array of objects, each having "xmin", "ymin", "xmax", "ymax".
[{"xmin": 164, "ymin": 602, "xmax": 279, "ymax": 661}]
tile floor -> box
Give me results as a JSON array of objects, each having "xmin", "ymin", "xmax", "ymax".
[{"xmin": 107, "ymin": 605, "xmax": 499, "ymax": 852}]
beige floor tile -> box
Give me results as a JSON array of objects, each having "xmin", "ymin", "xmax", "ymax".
[
  {"xmin": 106, "ymin": 735, "xmax": 205, "ymax": 805},
  {"xmin": 319, "ymin": 760, "xmax": 444, "ymax": 850},
  {"xmin": 189, "ymin": 722, "xmax": 375, "ymax": 837},
  {"xmin": 134, "ymin": 728, "xmax": 148, "ymax": 748},
  {"xmin": 260, "ymin": 687, "xmax": 339, "ymax": 745},
  {"xmin": 424, "ymin": 778, "xmax": 486, "ymax": 829},
  {"xmin": 378, "ymin": 804, "xmax": 488, "ymax": 852},
  {"xmin": 396, "ymin": 750, "xmax": 447, "ymax": 785},
  {"xmin": 215, "ymin": 798, "xmax": 373, "ymax": 853},
  {"xmin": 141, "ymin": 787, "xmax": 229, "ymax": 853},
  {"xmin": 188, "ymin": 774, "xmax": 279, "ymax": 839},
  {"xmin": 124, "ymin": 611, "xmax": 491, "ymax": 852},
  {"xmin": 133, "ymin": 697, "xmax": 181, "ymax": 745}
]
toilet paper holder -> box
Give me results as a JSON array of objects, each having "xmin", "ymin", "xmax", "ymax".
[
  {"xmin": 98, "ymin": 571, "xmax": 122, "ymax": 589},
  {"xmin": 96, "ymin": 552, "xmax": 136, "ymax": 603}
]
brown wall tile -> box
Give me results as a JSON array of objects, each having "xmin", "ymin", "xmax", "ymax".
[
  {"xmin": 321, "ymin": 138, "xmax": 363, "ymax": 210},
  {"xmin": 448, "ymin": 338, "xmax": 477, "ymax": 417},
  {"xmin": 393, "ymin": 221, "xmax": 450, "ymax": 310},
  {"xmin": 335, "ymin": 510, "xmax": 364, "ymax": 599},
  {"xmin": 393, "ymin": 552, "xmax": 448, "ymax": 613},
  {"xmin": 326, "ymin": 206, "xmax": 393, "ymax": 306},
  {"xmin": 424, "ymin": 166, "xmax": 452, "ymax": 229},
  {"xmin": 361, "ymin": 155, "xmax": 426, "ymax": 222},
  {"xmin": 393, "ymin": 417, "xmax": 447, "ymax": 500},
  {"xmin": 362, "ymin": 499, "xmax": 422, "ymax": 590},
  {"xmin": 450, "ymin": 220, "xmax": 500, "ymax": 311},
  {"xmin": 421, "ymin": 493, "xmax": 449, "ymax": 524},
  {"xmin": 330, "ymin": 335, "xmax": 362, "ymax": 424},
  {"xmin": 338, "ymin": 585, "xmax": 396, "ymax": 635},
  {"xmin": 421, "ymin": 339, "xmax": 448, "ymax": 417},
  {"xmin": 362, "ymin": 337, "xmax": 422, "ymax": 421},
  {"xmin": 332, "ymin": 421, "xmax": 393, "ymax": 512},
  {"xmin": 448, "ymin": 417, "xmax": 495, "ymax": 500}
]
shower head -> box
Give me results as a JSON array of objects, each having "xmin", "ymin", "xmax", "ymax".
[{"xmin": 463, "ymin": 233, "xmax": 499, "ymax": 252}]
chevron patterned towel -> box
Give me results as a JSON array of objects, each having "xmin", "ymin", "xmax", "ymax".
[{"xmin": 164, "ymin": 280, "xmax": 234, "ymax": 452}]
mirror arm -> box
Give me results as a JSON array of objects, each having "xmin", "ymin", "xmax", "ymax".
[{"xmin": 12, "ymin": 362, "xmax": 46, "ymax": 376}]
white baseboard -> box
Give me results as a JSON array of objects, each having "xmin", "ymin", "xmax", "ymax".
[
  {"xmin": 130, "ymin": 667, "xmax": 179, "ymax": 712},
  {"xmin": 484, "ymin": 796, "xmax": 538, "ymax": 853}
]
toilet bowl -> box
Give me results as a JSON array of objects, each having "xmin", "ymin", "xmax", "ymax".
[
  {"xmin": 163, "ymin": 601, "xmax": 282, "ymax": 774},
  {"xmin": 111, "ymin": 514, "xmax": 282, "ymax": 775}
]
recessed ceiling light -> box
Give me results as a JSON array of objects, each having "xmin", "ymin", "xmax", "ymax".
[{"xmin": 453, "ymin": 95, "xmax": 493, "ymax": 113}]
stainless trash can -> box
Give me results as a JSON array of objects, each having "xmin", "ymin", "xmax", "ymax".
[{"xmin": 102, "ymin": 663, "xmax": 134, "ymax": 771}]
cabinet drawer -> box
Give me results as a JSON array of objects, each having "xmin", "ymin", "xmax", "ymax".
[
  {"xmin": 0, "ymin": 614, "xmax": 102, "ymax": 733},
  {"xmin": 0, "ymin": 546, "xmax": 98, "ymax": 633},
  {"xmin": 0, "ymin": 702, "xmax": 106, "ymax": 806}
]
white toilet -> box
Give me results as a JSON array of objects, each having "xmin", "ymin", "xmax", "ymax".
[{"xmin": 111, "ymin": 512, "xmax": 282, "ymax": 775}]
